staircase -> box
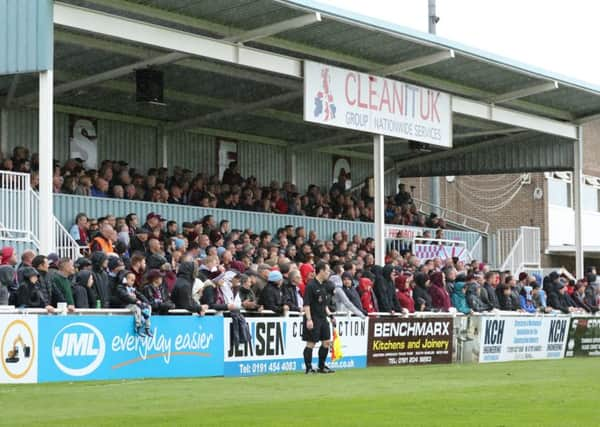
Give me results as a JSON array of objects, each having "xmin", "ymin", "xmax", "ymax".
[{"xmin": 0, "ymin": 171, "xmax": 81, "ymax": 260}]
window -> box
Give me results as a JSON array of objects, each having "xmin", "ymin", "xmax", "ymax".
[
  {"xmin": 582, "ymin": 185, "xmax": 600, "ymax": 212},
  {"xmin": 548, "ymin": 178, "xmax": 571, "ymax": 207}
]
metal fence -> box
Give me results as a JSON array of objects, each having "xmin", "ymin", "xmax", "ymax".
[{"xmin": 0, "ymin": 171, "xmax": 32, "ymax": 242}]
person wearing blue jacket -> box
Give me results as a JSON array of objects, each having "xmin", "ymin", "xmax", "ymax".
[
  {"xmin": 451, "ymin": 281, "xmax": 472, "ymax": 314},
  {"xmin": 519, "ymin": 285, "xmax": 537, "ymax": 313}
]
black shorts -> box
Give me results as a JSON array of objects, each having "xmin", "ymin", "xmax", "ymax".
[{"xmin": 302, "ymin": 317, "xmax": 331, "ymax": 342}]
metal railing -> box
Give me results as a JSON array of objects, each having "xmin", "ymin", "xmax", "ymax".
[
  {"xmin": 412, "ymin": 197, "xmax": 490, "ymax": 235},
  {"xmin": 499, "ymin": 227, "xmax": 541, "ymax": 273},
  {"xmin": 0, "ymin": 170, "xmax": 32, "ymax": 242}
]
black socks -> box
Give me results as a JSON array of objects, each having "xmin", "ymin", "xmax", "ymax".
[
  {"xmin": 304, "ymin": 347, "xmax": 313, "ymax": 369},
  {"xmin": 318, "ymin": 345, "xmax": 328, "ymax": 369}
]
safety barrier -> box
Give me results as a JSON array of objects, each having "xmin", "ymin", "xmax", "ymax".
[{"xmin": 1, "ymin": 310, "xmax": 596, "ymax": 384}]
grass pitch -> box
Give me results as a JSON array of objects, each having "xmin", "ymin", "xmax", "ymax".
[{"xmin": 1, "ymin": 358, "xmax": 598, "ymax": 426}]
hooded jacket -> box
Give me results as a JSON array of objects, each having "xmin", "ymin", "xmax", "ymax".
[
  {"xmin": 358, "ymin": 277, "xmax": 377, "ymax": 313},
  {"xmin": 171, "ymin": 261, "xmax": 203, "ymax": 313},
  {"xmin": 519, "ymin": 286, "xmax": 537, "ymax": 313},
  {"xmin": 413, "ymin": 272, "xmax": 433, "ymax": 312},
  {"xmin": 342, "ymin": 282, "xmax": 365, "ymax": 315},
  {"xmin": 395, "ymin": 275, "xmax": 415, "ymax": 313},
  {"xmin": 548, "ymin": 288, "xmax": 571, "ymax": 314},
  {"xmin": 450, "ymin": 281, "xmax": 471, "ymax": 314},
  {"xmin": 371, "ymin": 265, "xmax": 394, "ymax": 312},
  {"xmin": 258, "ymin": 281, "xmax": 286, "ymax": 315},
  {"xmin": 466, "ymin": 282, "xmax": 489, "ymax": 312},
  {"xmin": 16, "ymin": 267, "xmax": 47, "ymax": 308},
  {"xmin": 72, "ymin": 271, "xmax": 92, "ymax": 308},
  {"xmin": 90, "ymin": 252, "xmax": 111, "ymax": 308},
  {"xmin": 332, "ymin": 278, "xmax": 365, "ymax": 318},
  {"xmin": 429, "ymin": 272, "xmax": 451, "ymax": 311},
  {"xmin": 0, "ymin": 262, "xmax": 16, "ymax": 305}
]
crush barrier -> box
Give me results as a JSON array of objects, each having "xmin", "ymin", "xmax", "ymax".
[{"xmin": 0, "ymin": 310, "xmax": 597, "ymax": 383}]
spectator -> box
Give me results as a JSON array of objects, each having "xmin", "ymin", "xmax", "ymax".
[
  {"xmin": 395, "ymin": 274, "xmax": 415, "ymax": 313},
  {"xmin": 394, "ymin": 183, "xmax": 413, "ymax": 206},
  {"xmin": 16, "ymin": 267, "xmax": 54, "ymax": 313},
  {"xmin": 413, "ymin": 272, "xmax": 432, "ymax": 312},
  {"xmin": 32, "ymin": 255, "xmax": 65, "ymax": 309},
  {"xmin": 17, "ymin": 249, "xmax": 36, "ymax": 284},
  {"xmin": 282, "ymin": 269, "xmax": 303, "ymax": 313},
  {"xmin": 90, "ymin": 177, "xmax": 109, "ymax": 197},
  {"xmin": 239, "ymin": 273, "xmax": 262, "ymax": 311},
  {"xmin": 70, "ymin": 213, "xmax": 90, "ymax": 246},
  {"xmin": 519, "ymin": 285, "xmax": 537, "ymax": 313},
  {"xmin": 481, "ymin": 272, "xmax": 501, "ymax": 310},
  {"xmin": 259, "ymin": 270, "xmax": 289, "ymax": 315},
  {"xmin": 0, "ymin": 246, "xmax": 18, "ymax": 305},
  {"xmin": 572, "ymin": 280, "xmax": 597, "ymax": 313},
  {"xmin": 429, "ymin": 271, "xmax": 451, "ymax": 312},
  {"xmin": 89, "ymin": 224, "xmax": 115, "ymax": 254},
  {"xmin": 358, "ymin": 275, "xmax": 377, "ymax": 313},
  {"xmin": 172, "ymin": 261, "xmax": 207, "ymax": 314},
  {"xmin": 497, "ymin": 284, "xmax": 516, "ymax": 311},
  {"xmin": 341, "ymin": 271, "xmax": 365, "ymax": 315},
  {"xmin": 52, "ymin": 258, "xmax": 76, "ymax": 312},
  {"xmin": 465, "ymin": 279, "xmax": 490, "ymax": 313},
  {"xmin": 115, "ymin": 271, "xmax": 152, "ymax": 337},
  {"xmin": 90, "ymin": 252, "xmax": 111, "ymax": 308},
  {"xmin": 451, "ymin": 280, "xmax": 472, "ymax": 314},
  {"xmin": 332, "ymin": 272, "xmax": 365, "ymax": 318}
]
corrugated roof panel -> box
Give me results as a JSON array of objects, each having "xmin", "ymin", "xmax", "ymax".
[
  {"xmin": 0, "ymin": 0, "xmax": 53, "ymax": 75},
  {"xmin": 97, "ymin": 119, "xmax": 159, "ymax": 172},
  {"xmin": 167, "ymin": 131, "xmax": 217, "ymax": 176}
]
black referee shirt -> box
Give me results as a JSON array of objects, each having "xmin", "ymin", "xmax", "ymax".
[{"xmin": 303, "ymin": 278, "xmax": 328, "ymax": 320}]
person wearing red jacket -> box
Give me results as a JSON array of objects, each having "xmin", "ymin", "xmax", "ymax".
[
  {"xmin": 395, "ymin": 274, "xmax": 415, "ymax": 313},
  {"xmin": 429, "ymin": 271, "xmax": 451, "ymax": 311},
  {"xmin": 358, "ymin": 276, "xmax": 378, "ymax": 313}
]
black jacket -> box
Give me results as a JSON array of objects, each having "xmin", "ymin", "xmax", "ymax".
[
  {"xmin": 38, "ymin": 270, "xmax": 66, "ymax": 307},
  {"xmin": 259, "ymin": 282, "xmax": 285, "ymax": 315},
  {"xmin": 72, "ymin": 271, "xmax": 91, "ymax": 309},
  {"xmin": 413, "ymin": 273, "xmax": 432, "ymax": 312},
  {"xmin": 481, "ymin": 283, "xmax": 500, "ymax": 310},
  {"xmin": 281, "ymin": 281, "xmax": 301, "ymax": 312},
  {"xmin": 171, "ymin": 261, "xmax": 202, "ymax": 313},
  {"xmin": 0, "ymin": 265, "xmax": 18, "ymax": 305},
  {"xmin": 142, "ymin": 283, "xmax": 175, "ymax": 314},
  {"xmin": 200, "ymin": 283, "xmax": 229, "ymax": 311},
  {"xmin": 549, "ymin": 291, "xmax": 571, "ymax": 314},
  {"xmin": 371, "ymin": 266, "xmax": 395, "ymax": 312},
  {"xmin": 16, "ymin": 268, "xmax": 47, "ymax": 308},
  {"xmin": 112, "ymin": 279, "xmax": 148, "ymax": 308},
  {"xmin": 497, "ymin": 286, "xmax": 516, "ymax": 311},
  {"xmin": 90, "ymin": 252, "xmax": 111, "ymax": 308}
]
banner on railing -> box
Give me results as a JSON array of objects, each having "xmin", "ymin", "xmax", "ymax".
[
  {"xmin": 0, "ymin": 315, "xmax": 38, "ymax": 384},
  {"xmin": 37, "ymin": 316, "xmax": 223, "ymax": 382},
  {"xmin": 565, "ymin": 317, "xmax": 600, "ymax": 358},
  {"xmin": 224, "ymin": 316, "xmax": 367, "ymax": 376},
  {"xmin": 476, "ymin": 316, "xmax": 568, "ymax": 363},
  {"xmin": 367, "ymin": 317, "xmax": 453, "ymax": 366},
  {"xmin": 414, "ymin": 244, "xmax": 468, "ymax": 262}
]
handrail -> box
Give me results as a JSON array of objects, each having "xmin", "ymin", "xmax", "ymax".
[{"xmin": 412, "ymin": 197, "xmax": 490, "ymax": 234}]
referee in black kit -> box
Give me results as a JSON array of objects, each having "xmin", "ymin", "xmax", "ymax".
[{"xmin": 302, "ymin": 261, "xmax": 336, "ymax": 374}]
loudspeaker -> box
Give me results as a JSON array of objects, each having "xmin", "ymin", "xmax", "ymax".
[{"xmin": 136, "ymin": 69, "xmax": 164, "ymax": 103}]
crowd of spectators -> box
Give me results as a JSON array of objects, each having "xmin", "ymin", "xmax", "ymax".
[
  {"xmin": 1, "ymin": 206, "xmax": 599, "ymax": 335},
  {"xmin": 1, "ymin": 146, "xmax": 447, "ymax": 228}
]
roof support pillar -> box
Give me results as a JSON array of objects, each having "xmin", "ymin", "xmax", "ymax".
[
  {"xmin": 38, "ymin": 70, "xmax": 54, "ymax": 254},
  {"xmin": 374, "ymin": 134, "xmax": 385, "ymax": 266},
  {"xmin": 574, "ymin": 125, "xmax": 584, "ymax": 278}
]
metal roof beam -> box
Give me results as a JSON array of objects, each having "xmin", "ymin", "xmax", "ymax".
[
  {"xmin": 165, "ymin": 90, "xmax": 303, "ymax": 132},
  {"xmin": 489, "ymin": 81, "xmax": 559, "ymax": 104},
  {"xmin": 377, "ymin": 50, "xmax": 454, "ymax": 76},
  {"xmin": 452, "ymin": 96, "xmax": 577, "ymax": 139},
  {"xmin": 224, "ymin": 13, "xmax": 321, "ymax": 43},
  {"xmin": 453, "ymin": 128, "xmax": 525, "ymax": 140},
  {"xmin": 574, "ymin": 112, "xmax": 600, "ymax": 124},
  {"xmin": 53, "ymin": 2, "xmax": 303, "ymax": 78},
  {"xmin": 15, "ymin": 52, "xmax": 188, "ymax": 106}
]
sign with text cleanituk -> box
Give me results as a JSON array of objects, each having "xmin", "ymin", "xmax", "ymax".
[
  {"xmin": 367, "ymin": 317, "xmax": 453, "ymax": 366},
  {"xmin": 304, "ymin": 61, "xmax": 452, "ymax": 148}
]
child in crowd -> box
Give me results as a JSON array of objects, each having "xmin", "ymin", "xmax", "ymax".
[{"xmin": 117, "ymin": 271, "xmax": 152, "ymax": 337}]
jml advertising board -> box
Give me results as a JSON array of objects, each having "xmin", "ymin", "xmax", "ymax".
[
  {"xmin": 224, "ymin": 316, "xmax": 367, "ymax": 376},
  {"xmin": 478, "ymin": 316, "xmax": 568, "ymax": 363},
  {"xmin": 367, "ymin": 317, "xmax": 453, "ymax": 366},
  {"xmin": 37, "ymin": 316, "xmax": 223, "ymax": 382},
  {"xmin": 304, "ymin": 61, "xmax": 452, "ymax": 148},
  {"xmin": 565, "ymin": 317, "xmax": 600, "ymax": 358}
]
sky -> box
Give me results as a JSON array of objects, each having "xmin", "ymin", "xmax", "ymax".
[{"xmin": 319, "ymin": 0, "xmax": 600, "ymax": 87}]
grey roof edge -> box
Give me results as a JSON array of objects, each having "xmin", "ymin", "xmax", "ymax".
[{"xmin": 276, "ymin": 0, "xmax": 600, "ymax": 97}]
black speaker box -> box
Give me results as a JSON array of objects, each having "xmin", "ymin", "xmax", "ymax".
[{"xmin": 136, "ymin": 69, "xmax": 164, "ymax": 103}]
